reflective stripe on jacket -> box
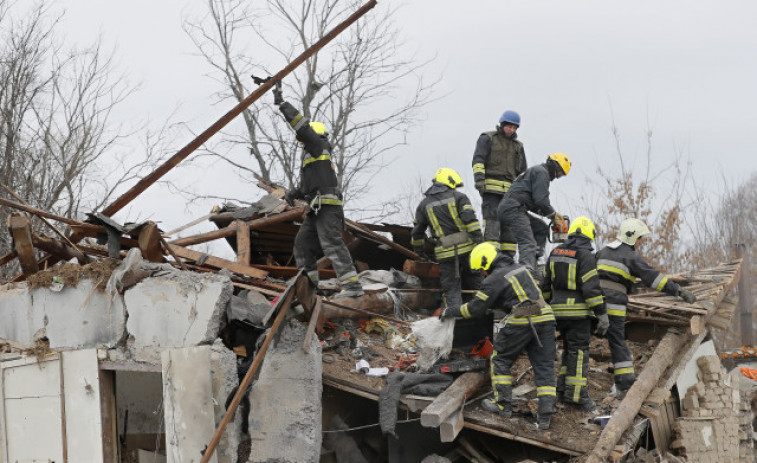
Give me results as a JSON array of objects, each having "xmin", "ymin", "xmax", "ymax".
[
  {"xmin": 411, "ymin": 183, "xmax": 483, "ymax": 261},
  {"xmin": 541, "ymin": 235, "xmax": 606, "ymax": 319},
  {"xmin": 472, "ymin": 129, "xmax": 526, "ymax": 193},
  {"xmin": 279, "ymin": 102, "xmax": 340, "ymax": 199},
  {"xmin": 595, "ymin": 240, "xmax": 681, "ymax": 308},
  {"xmin": 453, "ymin": 255, "xmax": 554, "ymax": 324}
]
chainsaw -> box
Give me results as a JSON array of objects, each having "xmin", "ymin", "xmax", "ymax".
[{"xmin": 549, "ymin": 215, "xmax": 570, "ymax": 242}]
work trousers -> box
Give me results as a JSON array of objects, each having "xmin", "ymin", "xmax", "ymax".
[
  {"xmin": 491, "ymin": 318, "xmax": 557, "ymax": 419},
  {"xmin": 438, "ymin": 253, "xmax": 482, "ymax": 311},
  {"xmin": 293, "ymin": 205, "xmax": 359, "ymax": 288},
  {"xmin": 481, "ymin": 193, "xmax": 516, "ymax": 256},
  {"xmin": 607, "ymin": 313, "xmax": 635, "ymax": 391},
  {"xmin": 556, "ymin": 318, "xmax": 592, "ymax": 406},
  {"xmin": 497, "ymin": 201, "xmax": 549, "ymax": 271}
]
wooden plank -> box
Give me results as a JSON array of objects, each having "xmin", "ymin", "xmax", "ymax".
[
  {"xmin": 170, "ymin": 207, "xmax": 306, "ymax": 247},
  {"xmin": 235, "ymin": 220, "xmax": 251, "ymax": 266},
  {"xmin": 167, "ymin": 244, "xmax": 267, "ymax": 279},
  {"xmin": 303, "ymin": 298, "xmax": 322, "ymax": 354},
  {"xmin": 440, "ymin": 407, "xmax": 465, "ymax": 443},
  {"xmin": 690, "ymin": 315, "xmax": 705, "ymax": 335},
  {"xmin": 137, "ymin": 222, "xmax": 164, "ymax": 263},
  {"xmin": 345, "ymin": 218, "xmax": 420, "ymax": 260},
  {"xmin": 457, "ymin": 435, "xmax": 492, "ymax": 462},
  {"xmin": 31, "ymin": 234, "xmax": 89, "ymax": 264},
  {"xmin": 403, "ymin": 259, "xmax": 440, "ymax": 279},
  {"xmin": 421, "ymin": 372, "xmax": 488, "ymax": 428},
  {"xmin": 8, "ymin": 213, "xmax": 38, "ymax": 276},
  {"xmin": 585, "ymin": 330, "xmax": 686, "ymax": 463}
]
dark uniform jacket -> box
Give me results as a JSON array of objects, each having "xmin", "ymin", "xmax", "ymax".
[
  {"xmin": 503, "ymin": 163, "xmax": 555, "ymax": 217},
  {"xmin": 278, "ymin": 102, "xmax": 341, "ymax": 204},
  {"xmin": 411, "ymin": 183, "xmax": 482, "ymax": 261},
  {"xmin": 596, "ymin": 241, "xmax": 682, "ymax": 316},
  {"xmin": 472, "ymin": 128, "xmax": 527, "ymax": 194},
  {"xmin": 541, "ymin": 235, "xmax": 606, "ymax": 319},
  {"xmin": 450, "ymin": 255, "xmax": 555, "ymax": 326}
]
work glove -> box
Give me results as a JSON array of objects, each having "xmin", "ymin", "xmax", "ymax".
[
  {"xmin": 284, "ymin": 189, "xmax": 298, "ymax": 207},
  {"xmin": 475, "ymin": 180, "xmax": 486, "ymax": 193},
  {"xmin": 272, "ymin": 80, "xmax": 284, "ymax": 105},
  {"xmin": 678, "ymin": 288, "xmax": 697, "ymax": 304},
  {"xmin": 595, "ymin": 313, "xmax": 610, "ymax": 337}
]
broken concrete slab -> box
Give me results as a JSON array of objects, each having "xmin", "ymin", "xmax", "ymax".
[
  {"xmin": 162, "ymin": 343, "xmax": 239, "ymax": 463},
  {"xmin": 125, "ymin": 271, "xmax": 232, "ymax": 348},
  {"xmin": 248, "ymin": 319, "xmax": 322, "ymax": 463},
  {"xmin": 0, "ymin": 280, "xmax": 126, "ymax": 349}
]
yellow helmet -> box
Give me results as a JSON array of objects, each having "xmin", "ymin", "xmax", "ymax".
[
  {"xmin": 548, "ymin": 152, "xmax": 571, "ymax": 175},
  {"xmin": 617, "ymin": 217, "xmax": 651, "ymax": 246},
  {"xmin": 470, "ymin": 242, "xmax": 498, "ymax": 271},
  {"xmin": 567, "ymin": 216, "xmax": 596, "ymax": 241},
  {"xmin": 433, "ymin": 168, "xmax": 464, "ymax": 189},
  {"xmin": 309, "ymin": 121, "xmax": 327, "ymax": 135}
]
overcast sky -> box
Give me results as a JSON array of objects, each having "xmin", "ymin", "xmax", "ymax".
[{"xmin": 56, "ymin": 0, "xmax": 757, "ymax": 249}]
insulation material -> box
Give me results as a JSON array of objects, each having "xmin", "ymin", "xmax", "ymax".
[{"xmin": 412, "ymin": 317, "xmax": 455, "ymax": 372}]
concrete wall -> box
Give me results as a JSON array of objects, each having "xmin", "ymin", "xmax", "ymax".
[
  {"xmin": 0, "ymin": 281, "xmax": 126, "ymax": 348},
  {"xmin": 117, "ymin": 371, "xmax": 164, "ymax": 436},
  {"xmin": 125, "ymin": 272, "xmax": 231, "ymax": 349},
  {"xmin": 672, "ymin": 355, "xmax": 754, "ymax": 462},
  {"xmin": 248, "ymin": 319, "xmax": 322, "ymax": 463},
  {"xmin": 0, "ymin": 269, "xmax": 232, "ymax": 351}
]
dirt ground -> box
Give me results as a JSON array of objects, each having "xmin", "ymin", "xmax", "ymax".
[{"xmin": 320, "ymin": 317, "xmax": 658, "ymax": 456}]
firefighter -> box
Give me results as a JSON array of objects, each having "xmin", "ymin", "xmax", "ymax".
[
  {"xmin": 411, "ymin": 168, "xmax": 483, "ymax": 312},
  {"xmin": 272, "ymin": 82, "xmax": 363, "ymax": 298},
  {"xmin": 497, "ymin": 152, "xmax": 570, "ymax": 275},
  {"xmin": 441, "ymin": 242, "xmax": 557, "ymax": 430},
  {"xmin": 472, "ymin": 110, "xmax": 527, "ymax": 255},
  {"xmin": 596, "ymin": 218, "xmax": 697, "ymax": 396},
  {"xmin": 541, "ymin": 216, "xmax": 609, "ymax": 411}
]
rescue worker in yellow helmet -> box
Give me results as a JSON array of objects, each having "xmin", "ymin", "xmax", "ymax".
[
  {"xmin": 272, "ymin": 81, "xmax": 363, "ymax": 298},
  {"xmin": 411, "ymin": 168, "xmax": 483, "ymax": 313},
  {"xmin": 541, "ymin": 216, "xmax": 607, "ymax": 411},
  {"xmin": 441, "ymin": 242, "xmax": 557, "ymax": 430},
  {"xmin": 596, "ymin": 218, "xmax": 697, "ymax": 397},
  {"xmin": 471, "ymin": 110, "xmax": 527, "ymax": 256},
  {"xmin": 497, "ymin": 153, "xmax": 571, "ymax": 276}
]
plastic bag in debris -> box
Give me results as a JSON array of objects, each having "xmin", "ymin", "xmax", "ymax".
[{"xmin": 411, "ymin": 317, "xmax": 455, "ymax": 372}]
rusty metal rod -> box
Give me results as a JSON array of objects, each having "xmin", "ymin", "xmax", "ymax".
[{"xmin": 102, "ymin": 0, "xmax": 378, "ymax": 217}]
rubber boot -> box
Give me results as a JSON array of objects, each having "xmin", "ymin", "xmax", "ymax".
[
  {"xmin": 536, "ymin": 395, "xmax": 557, "ymax": 430},
  {"xmin": 480, "ymin": 398, "xmax": 512, "ymax": 418},
  {"xmin": 333, "ymin": 281, "xmax": 364, "ymax": 299}
]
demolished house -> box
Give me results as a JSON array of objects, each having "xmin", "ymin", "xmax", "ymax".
[
  {"xmin": 0, "ymin": 183, "xmax": 754, "ymax": 463},
  {"xmin": 0, "ymin": 2, "xmax": 756, "ymax": 461}
]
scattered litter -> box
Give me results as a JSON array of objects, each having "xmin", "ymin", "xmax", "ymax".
[{"xmin": 355, "ymin": 359, "xmax": 389, "ymax": 376}]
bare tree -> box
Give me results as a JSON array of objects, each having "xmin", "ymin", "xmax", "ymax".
[
  {"xmin": 0, "ymin": 2, "xmax": 161, "ymax": 278},
  {"xmin": 582, "ymin": 115, "xmax": 693, "ymax": 273},
  {"xmin": 182, "ymin": 0, "xmax": 435, "ymax": 208}
]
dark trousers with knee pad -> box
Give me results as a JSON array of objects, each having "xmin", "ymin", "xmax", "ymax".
[
  {"xmin": 490, "ymin": 318, "xmax": 557, "ymax": 418},
  {"xmin": 481, "ymin": 193, "xmax": 516, "ymax": 256},
  {"xmin": 439, "ymin": 254, "xmax": 482, "ymax": 311},
  {"xmin": 293, "ymin": 205, "xmax": 359, "ymax": 288},
  {"xmin": 607, "ymin": 313, "xmax": 635, "ymax": 391},
  {"xmin": 497, "ymin": 201, "xmax": 550, "ymax": 271},
  {"xmin": 556, "ymin": 318, "xmax": 592, "ymax": 405}
]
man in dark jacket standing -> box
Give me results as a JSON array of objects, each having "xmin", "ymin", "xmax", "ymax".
[
  {"xmin": 411, "ymin": 168, "xmax": 483, "ymax": 312},
  {"xmin": 472, "ymin": 110, "xmax": 527, "ymax": 255},
  {"xmin": 442, "ymin": 242, "xmax": 557, "ymax": 430},
  {"xmin": 273, "ymin": 83, "xmax": 363, "ymax": 298},
  {"xmin": 497, "ymin": 153, "xmax": 571, "ymax": 274},
  {"xmin": 596, "ymin": 218, "xmax": 696, "ymax": 396},
  {"xmin": 541, "ymin": 216, "xmax": 608, "ymax": 411}
]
